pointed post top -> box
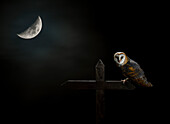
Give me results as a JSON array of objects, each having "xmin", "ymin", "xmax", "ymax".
[
  {"xmin": 96, "ymin": 59, "xmax": 105, "ymax": 68},
  {"xmin": 96, "ymin": 59, "xmax": 105, "ymax": 82}
]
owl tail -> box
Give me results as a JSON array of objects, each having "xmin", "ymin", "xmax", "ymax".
[
  {"xmin": 137, "ymin": 78, "xmax": 153, "ymax": 87},
  {"xmin": 147, "ymin": 82, "xmax": 153, "ymax": 87},
  {"xmin": 138, "ymin": 76, "xmax": 153, "ymax": 87},
  {"xmin": 143, "ymin": 81, "xmax": 153, "ymax": 87}
]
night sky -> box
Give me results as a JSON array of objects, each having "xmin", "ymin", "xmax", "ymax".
[{"xmin": 1, "ymin": 0, "xmax": 167, "ymax": 124}]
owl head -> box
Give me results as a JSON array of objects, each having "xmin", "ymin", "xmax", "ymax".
[{"xmin": 114, "ymin": 52, "xmax": 128, "ymax": 67}]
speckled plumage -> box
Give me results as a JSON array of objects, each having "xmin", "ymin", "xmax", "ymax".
[
  {"xmin": 121, "ymin": 57, "xmax": 152, "ymax": 87},
  {"xmin": 114, "ymin": 52, "xmax": 153, "ymax": 87}
]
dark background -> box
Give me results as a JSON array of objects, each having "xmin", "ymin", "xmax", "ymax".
[{"xmin": 0, "ymin": 0, "xmax": 167, "ymax": 124}]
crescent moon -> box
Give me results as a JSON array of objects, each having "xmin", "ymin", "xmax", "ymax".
[{"xmin": 17, "ymin": 16, "xmax": 42, "ymax": 39}]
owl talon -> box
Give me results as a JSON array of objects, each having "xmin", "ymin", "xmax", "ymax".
[
  {"xmin": 121, "ymin": 78, "xmax": 129, "ymax": 85},
  {"xmin": 121, "ymin": 79, "xmax": 126, "ymax": 84}
]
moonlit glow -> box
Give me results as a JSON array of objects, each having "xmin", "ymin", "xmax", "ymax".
[{"xmin": 17, "ymin": 16, "xmax": 42, "ymax": 39}]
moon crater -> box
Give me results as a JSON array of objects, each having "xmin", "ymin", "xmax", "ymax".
[{"xmin": 17, "ymin": 16, "xmax": 42, "ymax": 39}]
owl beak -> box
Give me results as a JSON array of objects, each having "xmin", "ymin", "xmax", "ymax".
[{"xmin": 119, "ymin": 56, "xmax": 122, "ymax": 62}]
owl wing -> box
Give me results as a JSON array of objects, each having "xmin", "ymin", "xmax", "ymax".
[
  {"xmin": 121, "ymin": 59, "xmax": 144, "ymax": 79},
  {"xmin": 129, "ymin": 59, "xmax": 145, "ymax": 78},
  {"xmin": 127, "ymin": 59, "xmax": 153, "ymax": 87},
  {"xmin": 120, "ymin": 58, "xmax": 153, "ymax": 87}
]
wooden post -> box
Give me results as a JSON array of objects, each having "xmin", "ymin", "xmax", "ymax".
[
  {"xmin": 61, "ymin": 59, "xmax": 135, "ymax": 124},
  {"xmin": 96, "ymin": 59, "xmax": 105, "ymax": 124}
]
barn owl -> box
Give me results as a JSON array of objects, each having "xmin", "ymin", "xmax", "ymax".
[{"xmin": 114, "ymin": 52, "xmax": 153, "ymax": 87}]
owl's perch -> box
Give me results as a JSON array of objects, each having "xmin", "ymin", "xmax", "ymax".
[{"xmin": 61, "ymin": 60, "xmax": 135, "ymax": 124}]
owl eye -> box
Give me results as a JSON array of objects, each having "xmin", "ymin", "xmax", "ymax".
[
  {"xmin": 116, "ymin": 56, "xmax": 119, "ymax": 62},
  {"xmin": 121, "ymin": 56, "xmax": 124, "ymax": 60}
]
